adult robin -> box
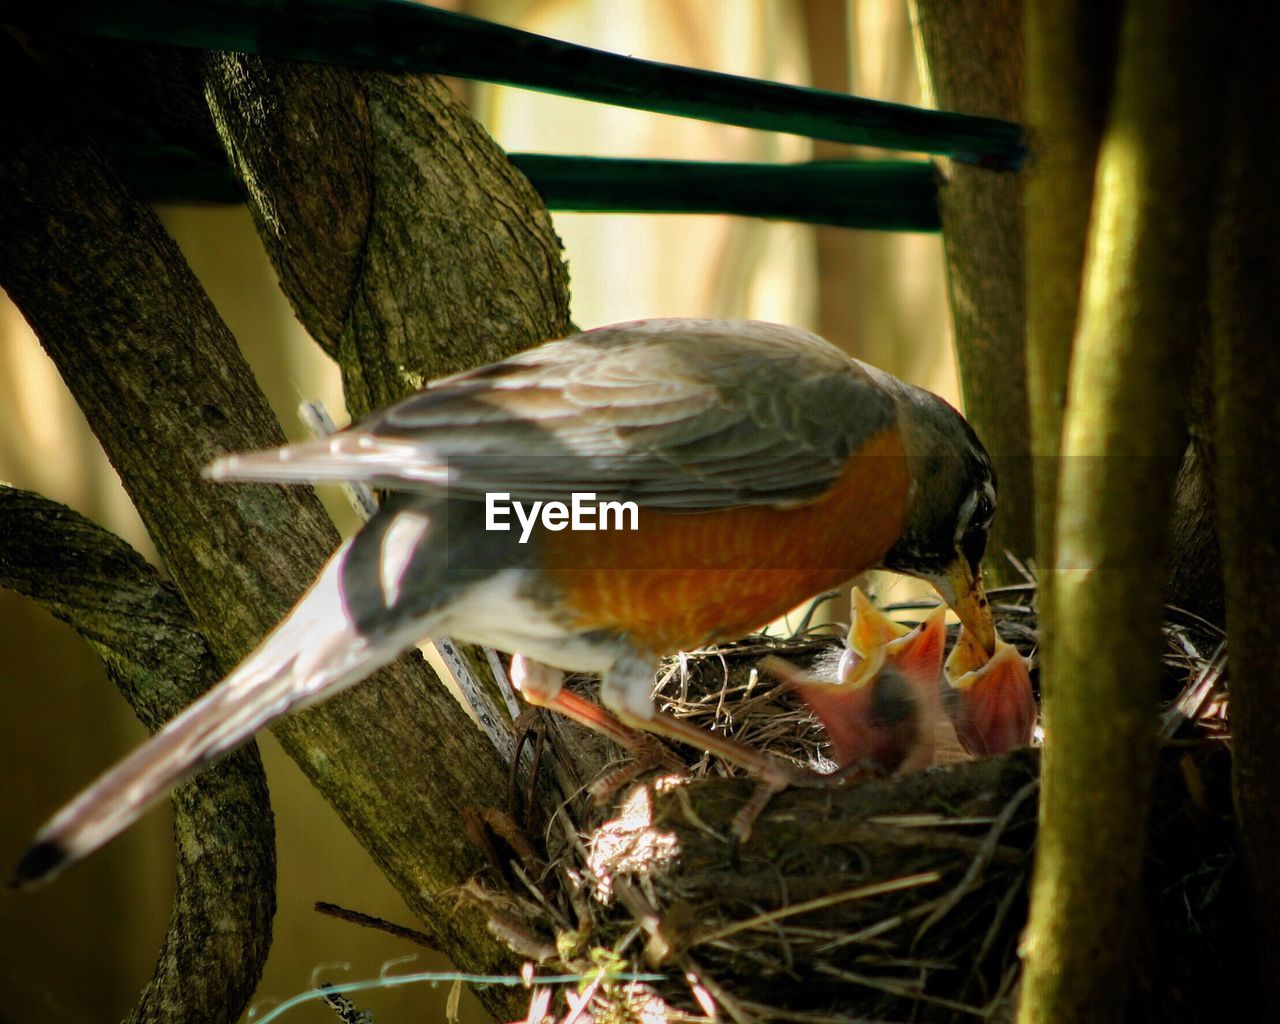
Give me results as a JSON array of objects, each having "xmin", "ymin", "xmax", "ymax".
[{"xmin": 14, "ymin": 318, "xmax": 998, "ymax": 885}]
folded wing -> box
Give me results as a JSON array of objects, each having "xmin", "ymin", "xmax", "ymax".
[{"xmin": 207, "ymin": 320, "xmax": 896, "ymax": 510}]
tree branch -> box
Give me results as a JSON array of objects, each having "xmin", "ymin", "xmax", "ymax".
[
  {"xmin": 202, "ymin": 51, "xmax": 572, "ymax": 416},
  {"xmin": 0, "ymin": 486, "xmax": 274, "ymax": 1024}
]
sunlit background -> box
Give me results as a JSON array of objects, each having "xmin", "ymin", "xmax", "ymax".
[{"xmin": 0, "ymin": 3, "xmax": 954, "ymax": 1021}]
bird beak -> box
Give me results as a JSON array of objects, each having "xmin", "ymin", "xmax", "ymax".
[
  {"xmin": 849, "ymin": 587, "xmax": 910, "ymax": 656},
  {"xmin": 930, "ymin": 554, "xmax": 996, "ymax": 655},
  {"xmin": 839, "ymin": 589, "xmax": 945, "ymax": 691},
  {"xmin": 890, "ymin": 605, "xmax": 948, "ymax": 683}
]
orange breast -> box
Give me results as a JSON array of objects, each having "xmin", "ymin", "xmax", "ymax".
[{"xmin": 536, "ymin": 428, "xmax": 910, "ymax": 653}]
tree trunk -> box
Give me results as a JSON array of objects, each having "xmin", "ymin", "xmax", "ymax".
[
  {"xmin": 1211, "ymin": 6, "xmax": 1280, "ymax": 1015},
  {"xmin": 1017, "ymin": 3, "xmax": 1224, "ymax": 1020},
  {"xmin": 911, "ymin": 0, "xmax": 1033, "ymax": 585},
  {"xmin": 1022, "ymin": 0, "xmax": 1120, "ymax": 743}
]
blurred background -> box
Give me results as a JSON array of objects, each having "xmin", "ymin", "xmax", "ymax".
[{"xmin": 0, "ymin": 2, "xmax": 954, "ymax": 1021}]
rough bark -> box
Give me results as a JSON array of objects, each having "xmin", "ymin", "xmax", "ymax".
[
  {"xmin": 911, "ymin": 0, "xmax": 1033, "ymax": 585},
  {"xmin": 1167, "ymin": 441, "xmax": 1223, "ymax": 624},
  {"xmin": 0, "ymin": 487, "xmax": 274, "ymax": 1024},
  {"xmin": 1211, "ymin": 5, "xmax": 1280, "ymax": 1014},
  {"xmin": 1017, "ymin": 3, "xmax": 1224, "ymax": 1020},
  {"xmin": 202, "ymin": 52, "xmax": 572, "ymax": 417},
  {"xmin": 0, "ymin": 38, "xmax": 535, "ymax": 1020}
]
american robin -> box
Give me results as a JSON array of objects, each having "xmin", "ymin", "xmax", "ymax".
[
  {"xmin": 14, "ymin": 318, "xmax": 998, "ymax": 885},
  {"xmin": 763, "ymin": 589, "xmax": 952, "ymax": 773},
  {"xmin": 944, "ymin": 626, "xmax": 1037, "ymax": 757},
  {"xmin": 764, "ymin": 588, "xmax": 1034, "ymax": 773}
]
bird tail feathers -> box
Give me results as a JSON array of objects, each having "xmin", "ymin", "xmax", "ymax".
[{"xmin": 12, "ymin": 540, "xmax": 437, "ymax": 888}]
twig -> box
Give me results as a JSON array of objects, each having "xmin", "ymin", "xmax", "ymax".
[
  {"xmin": 314, "ymin": 901, "xmax": 439, "ymax": 951},
  {"xmin": 1159, "ymin": 641, "xmax": 1228, "ymax": 739},
  {"xmin": 695, "ymin": 873, "xmax": 941, "ymax": 947},
  {"xmin": 914, "ymin": 779, "xmax": 1038, "ymax": 944}
]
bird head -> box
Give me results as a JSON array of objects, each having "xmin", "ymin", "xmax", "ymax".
[
  {"xmin": 764, "ymin": 591, "xmax": 948, "ymax": 773},
  {"xmin": 872, "ymin": 380, "xmax": 998, "ymax": 654},
  {"xmin": 944, "ymin": 627, "xmax": 1037, "ymax": 756}
]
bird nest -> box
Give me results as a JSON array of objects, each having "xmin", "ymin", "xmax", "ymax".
[{"xmin": 456, "ymin": 584, "xmax": 1240, "ymax": 1023}]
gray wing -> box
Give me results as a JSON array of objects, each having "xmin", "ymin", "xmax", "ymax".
[{"xmin": 207, "ymin": 319, "xmax": 896, "ymax": 510}]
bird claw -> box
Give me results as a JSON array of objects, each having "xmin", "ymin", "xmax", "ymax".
[
  {"xmin": 729, "ymin": 754, "xmax": 867, "ymax": 845},
  {"xmin": 587, "ymin": 733, "xmax": 683, "ymax": 804},
  {"xmin": 731, "ymin": 773, "xmax": 791, "ymax": 843}
]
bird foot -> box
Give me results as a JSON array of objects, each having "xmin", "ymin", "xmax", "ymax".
[
  {"xmin": 587, "ymin": 733, "xmax": 683, "ymax": 804},
  {"xmin": 729, "ymin": 757, "xmax": 865, "ymax": 842}
]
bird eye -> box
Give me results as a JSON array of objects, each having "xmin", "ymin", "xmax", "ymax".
[
  {"xmin": 972, "ymin": 490, "xmax": 995, "ymax": 529},
  {"xmin": 961, "ymin": 522, "xmax": 989, "ymax": 576}
]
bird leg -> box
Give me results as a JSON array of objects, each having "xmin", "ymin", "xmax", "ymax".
[
  {"xmin": 621, "ymin": 703, "xmax": 812, "ymax": 786},
  {"xmin": 509, "ymin": 654, "xmax": 684, "ymax": 802},
  {"xmin": 510, "ymin": 653, "xmax": 819, "ymax": 833},
  {"xmin": 510, "ymin": 654, "xmax": 644, "ymax": 750}
]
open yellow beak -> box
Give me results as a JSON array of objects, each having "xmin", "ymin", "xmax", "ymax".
[{"xmin": 933, "ymin": 555, "xmax": 996, "ymax": 655}]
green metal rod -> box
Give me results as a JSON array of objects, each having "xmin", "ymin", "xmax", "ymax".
[
  {"xmin": 512, "ymin": 155, "xmax": 940, "ymax": 232},
  {"xmin": 8, "ymin": 0, "xmax": 1026, "ymax": 169},
  {"xmin": 108, "ymin": 138, "xmax": 940, "ymax": 232}
]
